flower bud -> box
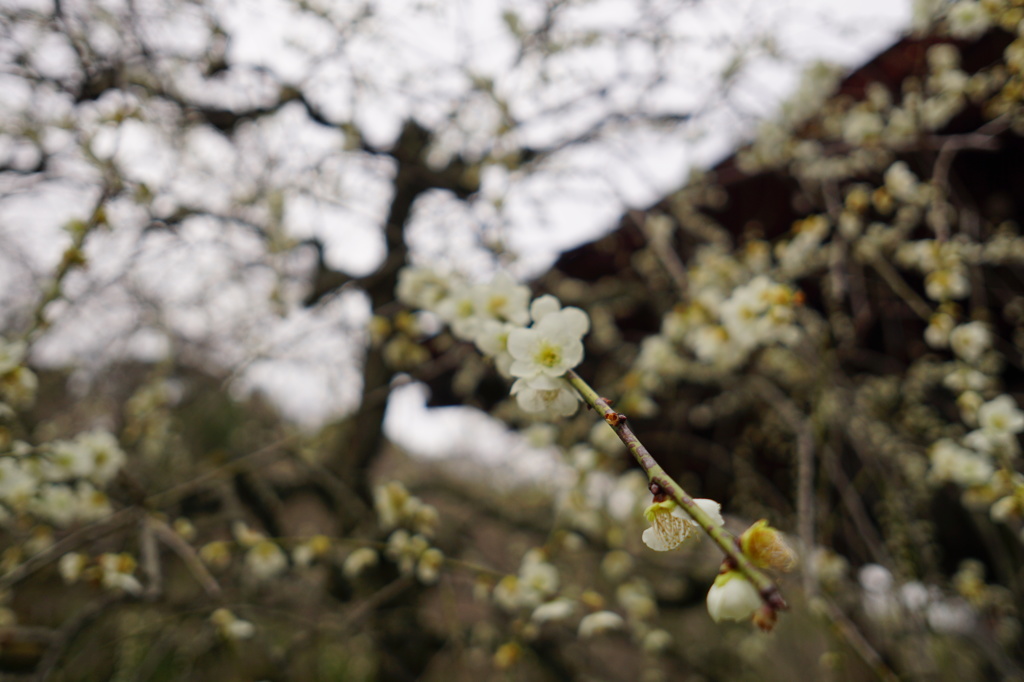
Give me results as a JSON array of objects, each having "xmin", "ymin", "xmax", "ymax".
[
  {"xmin": 740, "ymin": 520, "xmax": 797, "ymax": 571},
  {"xmin": 706, "ymin": 570, "xmax": 762, "ymax": 623}
]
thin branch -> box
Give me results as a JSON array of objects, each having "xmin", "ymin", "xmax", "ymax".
[
  {"xmin": 0, "ymin": 508, "xmax": 138, "ymax": 590},
  {"xmin": 149, "ymin": 517, "xmax": 223, "ymax": 600},
  {"xmin": 564, "ymin": 369, "xmax": 787, "ymax": 614}
]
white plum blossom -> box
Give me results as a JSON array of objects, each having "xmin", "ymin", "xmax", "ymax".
[
  {"xmin": 925, "ymin": 312, "xmax": 956, "ymax": 348},
  {"xmin": 473, "ymin": 319, "xmax": 518, "ymax": 377},
  {"xmin": 706, "ymin": 571, "xmax": 762, "ymax": 623},
  {"xmin": 342, "ymin": 547, "xmax": 380, "ymax": 579},
  {"xmin": 30, "ymin": 484, "xmax": 80, "ymax": 527},
  {"xmin": 884, "ymin": 161, "xmax": 921, "ymax": 203},
  {"xmin": 416, "ymin": 547, "xmax": 444, "ymax": 584},
  {"xmin": 245, "ymin": 540, "xmax": 288, "ymax": 581},
  {"xmin": 75, "ymin": 481, "xmax": 113, "ymax": 522},
  {"xmin": 528, "ymin": 295, "xmax": 590, "ymax": 334},
  {"xmin": 0, "ymin": 458, "xmax": 36, "ymax": 508},
  {"xmin": 949, "ymin": 321, "xmax": 992, "ymax": 364},
  {"xmin": 59, "ymin": 552, "xmax": 88, "ymax": 584},
  {"xmin": 531, "ymin": 598, "xmax": 576, "ymax": 623},
  {"xmin": 977, "ymin": 395, "xmax": 1024, "ymax": 436},
  {"xmin": 0, "ymin": 338, "xmax": 27, "ymax": 374},
  {"xmin": 98, "ymin": 553, "xmax": 142, "ymax": 595},
  {"xmin": 385, "ymin": 529, "xmax": 430, "ymax": 576},
  {"xmin": 396, "ymin": 266, "xmax": 452, "ymax": 310},
  {"xmin": 925, "ymin": 268, "xmax": 970, "ymax": 301},
  {"xmin": 719, "ymin": 276, "xmax": 802, "ymax": 349},
  {"xmin": 435, "ymin": 284, "xmax": 483, "ymax": 341},
  {"xmin": 211, "ymin": 608, "xmax": 255, "ymax": 641},
  {"xmin": 641, "ymin": 498, "xmax": 723, "ymax": 551},
  {"xmin": 40, "ymin": 440, "xmax": 94, "ymax": 482},
  {"xmin": 76, "ymin": 429, "xmax": 127, "ymax": 485},
  {"xmin": 947, "ymin": 1, "xmax": 992, "ymax": 39},
  {"xmin": 577, "ymin": 610, "xmax": 625, "ymax": 638},
  {"xmin": 928, "ymin": 438, "xmax": 994, "ymax": 487},
  {"xmin": 519, "ymin": 552, "xmax": 560, "ymax": 602},
  {"xmin": 510, "ymin": 375, "xmax": 580, "ymax": 417},
  {"xmin": 472, "ymin": 272, "xmax": 531, "ymax": 326},
  {"xmin": 507, "ymin": 306, "xmax": 588, "ymax": 380}
]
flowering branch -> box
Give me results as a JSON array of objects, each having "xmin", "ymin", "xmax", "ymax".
[{"xmin": 564, "ymin": 369, "xmax": 788, "ymax": 615}]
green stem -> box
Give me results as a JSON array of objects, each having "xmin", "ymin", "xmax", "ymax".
[{"xmin": 564, "ymin": 369, "xmax": 786, "ymax": 613}]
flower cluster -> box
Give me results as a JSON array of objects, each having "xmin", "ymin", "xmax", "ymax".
[
  {"xmin": 374, "ymin": 480, "xmax": 439, "ymax": 537},
  {"xmin": 0, "ymin": 337, "xmax": 38, "ymax": 409},
  {"xmin": 397, "ymin": 267, "xmax": 590, "ymax": 417},
  {"xmin": 60, "ymin": 551, "xmax": 143, "ymax": 595},
  {"xmin": 0, "ymin": 429, "xmax": 125, "ymax": 527},
  {"xmin": 385, "ymin": 529, "xmax": 445, "ymax": 584},
  {"xmin": 493, "ymin": 549, "xmax": 561, "ymax": 612}
]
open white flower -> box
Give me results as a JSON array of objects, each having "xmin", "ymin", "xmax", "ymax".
[
  {"xmin": 707, "ymin": 570, "xmax": 762, "ymax": 623},
  {"xmin": 507, "ymin": 310, "xmax": 588, "ymax": 380},
  {"xmin": 0, "ymin": 458, "xmax": 36, "ymax": 507},
  {"xmin": 978, "ymin": 395, "xmax": 1024, "ymax": 435},
  {"xmin": 928, "ymin": 438, "xmax": 994, "ymax": 487},
  {"xmin": 473, "ymin": 272, "xmax": 530, "ymax": 326},
  {"xmin": 641, "ymin": 498, "xmax": 723, "ymax": 551},
  {"xmin": 396, "ymin": 266, "xmax": 453, "ymax": 310},
  {"xmin": 949, "ymin": 321, "xmax": 991, "ymax": 364},
  {"xmin": 435, "ymin": 284, "xmax": 484, "ymax": 341},
  {"xmin": 473, "ymin": 319, "xmax": 517, "ymax": 377},
  {"xmin": 76, "ymin": 429, "xmax": 127, "ymax": 485},
  {"xmin": 510, "ymin": 375, "xmax": 580, "ymax": 417}
]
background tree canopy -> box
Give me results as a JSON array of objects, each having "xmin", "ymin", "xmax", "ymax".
[{"xmin": 1, "ymin": 0, "xmax": 1024, "ymax": 680}]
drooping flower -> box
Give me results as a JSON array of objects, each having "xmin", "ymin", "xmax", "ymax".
[
  {"xmin": 706, "ymin": 570, "xmax": 762, "ymax": 623},
  {"xmin": 531, "ymin": 598, "xmax": 576, "ymax": 623},
  {"xmin": 510, "ymin": 375, "xmax": 580, "ymax": 417},
  {"xmin": 577, "ymin": 610, "xmax": 625, "ymax": 638},
  {"xmin": 641, "ymin": 498, "xmax": 723, "ymax": 552}
]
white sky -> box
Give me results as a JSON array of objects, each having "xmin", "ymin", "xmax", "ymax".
[{"xmin": 0, "ymin": 0, "xmax": 912, "ymax": 464}]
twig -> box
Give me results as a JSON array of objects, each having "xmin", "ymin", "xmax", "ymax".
[
  {"xmin": 145, "ymin": 434, "xmax": 299, "ymax": 509},
  {"xmin": 749, "ymin": 376, "xmax": 817, "ymax": 598},
  {"xmin": 0, "ymin": 508, "xmax": 138, "ymax": 590},
  {"xmin": 564, "ymin": 369, "xmax": 787, "ymax": 613},
  {"xmin": 35, "ymin": 592, "xmax": 123, "ymax": 682},
  {"xmin": 867, "ymin": 255, "xmax": 932, "ymax": 321},
  {"xmin": 817, "ymin": 593, "xmax": 900, "ymax": 682},
  {"xmin": 149, "ymin": 517, "xmax": 223, "ymax": 600},
  {"xmin": 140, "ymin": 515, "xmax": 162, "ymax": 600}
]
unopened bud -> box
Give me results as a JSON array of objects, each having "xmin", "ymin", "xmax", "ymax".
[{"xmin": 740, "ymin": 520, "xmax": 797, "ymax": 572}]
